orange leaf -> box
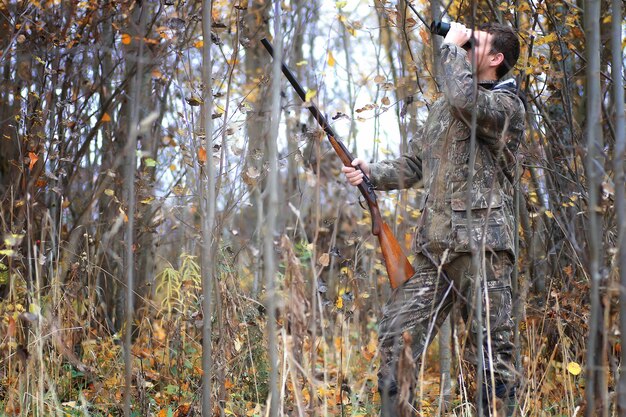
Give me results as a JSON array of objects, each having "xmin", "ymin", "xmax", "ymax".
[
  {"xmin": 419, "ymin": 27, "xmax": 429, "ymax": 44},
  {"xmin": 174, "ymin": 404, "xmax": 191, "ymax": 417},
  {"xmin": 101, "ymin": 112, "xmax": 111, "ymax": 122},
  {"xmin": 119, "ymin": 207, "xmax": 128, "ymax": 222},
  {"xmin": 361, "ymin": 345, "xmax": 375, "ymax": 361},
  {"xmin": 563, "ymin": 264, "xmax": 573, "ymax": 277},
  {"xmin": 28, "ymin": 152, "xmax": 38, "ymax": 170},
  {"xmin": 198, "ymin": 147, "xmax": 207, "ymax": 163},
  {"xmin": 121, "ymin": 33, "xmax": 131, "ymax": 45},
  {"xmin": 7, "ymin": 316, "xmax": 16, "ymax": 337}
]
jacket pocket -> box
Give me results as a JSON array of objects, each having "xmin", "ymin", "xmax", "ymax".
[{"xmin": 450, "ymin": 190, "xmax": 514, "ymax": 253}]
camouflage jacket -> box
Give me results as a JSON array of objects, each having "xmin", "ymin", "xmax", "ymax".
[{"xmin": 369, "ymin": 43, "xmax": 525, "ymax": 256}]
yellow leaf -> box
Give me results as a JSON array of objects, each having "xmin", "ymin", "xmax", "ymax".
[
  {"xmin": 544, "ymin": 32, "xmax": 558, "ymax": 43},
  {"xmin": 536, "ymin": 32, "xmax": 557, "ymax": 46},
  {"xmin": 335, "ymin": 296, "xmax": 343, "ymax": 309},
  {"xmin": 305, "ymin": 89, "xmax": 316, "ymax": 102},
  {"xmin": 104, "ymin": 189, "xmax": 115, "ymax": 196},
  {"xmin": 335, "ymin": 0, "xmax": 347, "ymax": 8},
  {"xmin": 544, "ymin": 210, "xmax": 554, "ymax": 218},
  {"xmin": 121, "ymin": 33, "xmax": 131, "ymax": 45},
  {"xmin": 295, "ymin": 60, "xmax": 308, "ymax": 67},
  {"xmin": 327, "ymin": 50, "xmax": 335, "ymax": 67},
  {"xmin": 367, "ymin": 337, "xmax": 377, "ymax": 353},
  {"xmin": 302, "ymin": 388, "xmax": 310, "ymax": 403},
  {"xmin": 101, "ymin": 112, "xmax": 111, "ymax": 122},
  {"xmin": 194, "ymin": 40, "xmax": 204, "ymax": 48},
  {"xmin": 567, "ymin": 361, "xmax": 582, "ymax": 376},
  {"xmin": 186, "ymin": 96, "xmax": 203, "ymax": 106}
]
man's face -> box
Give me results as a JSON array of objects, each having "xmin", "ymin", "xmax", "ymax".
[{"xmin": 467, "ymin": 31, "xmax": 498, "ymax": 79}]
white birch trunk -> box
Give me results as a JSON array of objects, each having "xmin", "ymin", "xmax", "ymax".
[
  {"xmin": 201, "ymin": 1, "xmax": 216, "ymax": 415},
  {"xmin": 265, "ymin": 2, "xmax": 282, "ymax": 414}
]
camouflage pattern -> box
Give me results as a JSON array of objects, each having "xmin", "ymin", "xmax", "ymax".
[
  {"xmin": 369, "ymin": 43, "xmax": 525, "ymax": 416},
  {"xmin": 377, "ymin": 252, "xmax": 516, "ymax": 413},
  {"xmin": 369, "ymin": 43, "xmax": 525, "ymax": 256}
]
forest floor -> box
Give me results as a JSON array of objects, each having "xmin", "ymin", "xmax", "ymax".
[
  {"xmin": 0, "ymin": 296, "xmax": 587, "ymax": 417},
  {"xmin": 0, "ymin": 255, "xmax": 591, "ymax": 416}
]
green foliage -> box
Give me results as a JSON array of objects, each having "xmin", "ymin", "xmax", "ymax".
[
  {"xmin": 294, "ymin": 239, "xmax": 313, "ymax": 263},
  {"xmin": 155, "ymin": 254, "xmax": 202, "ymax": 317},
  {"xmin": 231, "ymin": 314, "xmax": 270, "ymax": 406}
]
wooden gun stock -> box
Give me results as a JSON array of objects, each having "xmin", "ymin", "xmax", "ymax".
[{"xmin": 261, "ymin": 38, "xmax": 414, "ymax": 288}]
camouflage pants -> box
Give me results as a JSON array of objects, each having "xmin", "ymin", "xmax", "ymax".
[{"xmin": 378, "ymin": 250, "xmax": 516, "ymax": 416}]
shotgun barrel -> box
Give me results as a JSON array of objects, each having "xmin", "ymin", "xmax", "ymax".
[{"xmin": 261, "ymin": 38, "xmax": 414, "ymax": 288}]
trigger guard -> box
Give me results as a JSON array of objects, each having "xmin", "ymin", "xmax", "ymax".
[{"xmin": 357, "ymin": 196, "xmax": 367, "ymax": 211}]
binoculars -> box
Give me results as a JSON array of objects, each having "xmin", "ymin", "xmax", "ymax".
[
  {"xmin": 430, "ymin": 21, "xmax": 452, "ymax": 36},
  {"xmin": 430, "ymin": 20, "xmax": 473, "ymax": 49}
]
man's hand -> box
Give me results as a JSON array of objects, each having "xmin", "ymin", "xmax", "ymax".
[
  {"xmin": 341, "ymin": 158, "xmax": 370, "ymax": 186},
  {"xmin": 443, "ymin": 22, "xmax": 473, "ymax": 48}
]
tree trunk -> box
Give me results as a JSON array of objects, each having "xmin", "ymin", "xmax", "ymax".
[
  {"xmin": 584, "ymin": 0, "xmax": 606, "ymax": 414},
  {"xmin": 614, "ymin": 0, "xmax": 626, "ymax": 409},
  {"xmin": 242, "ymin": 0, "xmax": 271, "ymax": 298},
  {"xmin": 0, "ymin": 1, "xmax": 21, "ymax": 198},
  {"xmin": 122, "ymin": 3, "xmax": 150, "ymax": 415},
  {"xmin": 201, "ymin": 1, "xmax": 216, "ymax": 415},
  {"xmin": 265, "ymin": 3, "xmax": 282, "ymax": 415}
]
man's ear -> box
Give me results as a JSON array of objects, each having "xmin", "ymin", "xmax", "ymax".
[{"xmin": 491, "ymin": 52, "xmax": 505, "ymax": 68}]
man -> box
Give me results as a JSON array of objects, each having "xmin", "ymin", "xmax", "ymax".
[{"xmin": 342, "ymin": 22, "xmax": 525, "ymax": 416}]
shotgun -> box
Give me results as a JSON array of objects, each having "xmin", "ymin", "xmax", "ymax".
[{"xmin": 261, "ymin": 38, "xmax": 414, "ymax": 289}]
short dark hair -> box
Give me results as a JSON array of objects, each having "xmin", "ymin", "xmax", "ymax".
[{"xmin": 479, "ymin": 23, "xmax": 520, "ymax": 79}]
